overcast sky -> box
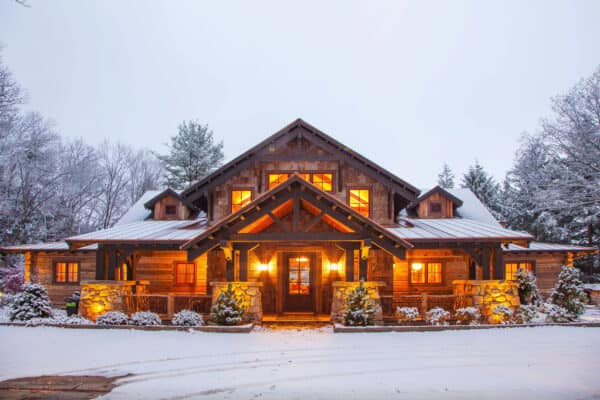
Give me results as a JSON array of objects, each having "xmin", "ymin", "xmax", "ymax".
[{"xmin": 1, "ymin": 0, "xmax": 599, "ymax": 188}]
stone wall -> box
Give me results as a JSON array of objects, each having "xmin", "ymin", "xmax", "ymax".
[
  {"xmin": 331, "ymin": 281, "xmax": 384, "ymax": 325},
  {"xmin": 210, "ymin": 281, "xmax": 263, "ymax": 323},
  {"xmin": 79, "ymin": 280, "xmax": 138, "ymax": 321},
  {"xmin": 453, "ymin": 280, "xmax": 520, "ymax": 324}
]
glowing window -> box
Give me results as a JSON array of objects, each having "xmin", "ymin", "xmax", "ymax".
[
  {"xmin": 410, "ymin": 262, "xmax": 425, "ymax": 284},
  {"xmin": 231, "ymin": 190, "xmax": 252, "ymax": 213},
  {"xmin": 175, "ymin": 262, "xmax": 195, "ymax": 284},
  {"xmin": 427, "ymin": 263, "xmax": 443, "ymax": 283},
  {"xmin": 298, "ymin": 173, "xmax": 311, "ymax": 181},
  {"xmin": 288, "ymin": 256, "xmax": 310, "ymax": 295},
  {"xmin": 312, "ymin": 173, "xmax": 333, "ymax": 192},
  {"xmin": 268, "ymin": 174, "xmax": 289, "ymax": 190},
  {"xmin": 115, "ymin": 263, "xmax": 128, "ymax": 281},
  {"xmin": 505, "ymin": 262, "xmax": 533, "ymax": 281},
  {"xmin": 55, "ymin": 262, "xmax": 79, "ymax": 283},
  {"xmin": 349, "ymin": 189, "xmax": 370, "ymax": 217}
]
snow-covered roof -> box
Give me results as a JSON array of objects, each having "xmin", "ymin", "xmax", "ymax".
[
  {"xmin": 388, "ymin": 218, "xmax": 533, "ymax": 241},
  {"xmin": 504, "ymin": 242, "xmax": 598, "ymax": 253},
  {"xmin": 66, "ymin": 219, "xmax": 207, "ymax": 244},
  {"xmin": 446, "ymin": 188, "xmax": 500, "ymax": 226},
  {"xmin": 0, "ymin": 242, "xmax": 97, "ymax": 253},
  {"xmin": 115, "ymin": 190, "xmax": 161, "ymax": 225}
]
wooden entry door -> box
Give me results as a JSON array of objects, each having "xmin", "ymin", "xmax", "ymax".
[{"xmin": 283, "ymin": 253, "xmax": 316, "ymax": 312}]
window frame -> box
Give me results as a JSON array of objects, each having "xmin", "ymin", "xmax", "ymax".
[
  {"xmin": 165, "ymin": 204, "xmax": 177, "ymax": 216},
  {"xmin": 408, "ymin": 260, "xmax": 445, "ymax": 286},
  {"xmin": 504, "ymin": 260, "xmax": 536, "ymax": 281},
  {"xmin": 264, "ymin": 171, "xmax": 336, "ymax": 193},
  {"xmin": 174, "ymin": 261, "xmax": 196, "ymax": 285},
  {"xmin": 53, "ymin": 260, "xmax": 80, "ymax": 284},
  {"xmin": 229, "ymin": 187, "xmax": 254, "ymax": 214},
  {"xmin": 429, "ymin": 201, "xmax": 442, "ymax": 214},
  {"xmin": 347, "ymin": 187, "xmax": 372, "ymax": 218}
]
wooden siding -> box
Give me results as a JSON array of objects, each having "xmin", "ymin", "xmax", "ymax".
[
  {"xmin": 504, "ymin": 252, "xmax": 566, "ymax": 292},
  {"xmin": 136, "ymin": 250, "xmax": 207, "ymax": 294},
  {"xmin": 153, "ymin": 195, "xmax": 190, "ymax": 220},
  {"xmin": 29, "ymin": 251, "xmax": 96, "ymax": 306},
  {"xmin": 418, "ymin": 192, "xmax": 454, "ymax": 218}
]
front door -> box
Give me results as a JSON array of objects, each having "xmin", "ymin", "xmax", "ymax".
[{"xmin": 283, "ymin": 253, "xmax": 315, "ymax": 312}]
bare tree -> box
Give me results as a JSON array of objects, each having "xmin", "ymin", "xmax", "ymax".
[
  {"xmin": 127, "ymin": 149, "xmax": 163, "ymax": 205},
  {"xmin": 95, "ymin": 141, "xmax": 132, "ymax": 229}
]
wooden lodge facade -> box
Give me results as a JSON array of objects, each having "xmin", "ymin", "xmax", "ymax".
[{"xmin": 1, "ymin": 119, "xmax": 597, "ymax": 322}]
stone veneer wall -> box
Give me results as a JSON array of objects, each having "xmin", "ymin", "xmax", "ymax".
[
  {"xmin": 453, "ymin": 279, "xmax": 520, "ymax": 324},
  {"xmin": 210, "ymin": 281, "xmax": 263, "ymax": 323},
  {"xmin": 79, "ymin": 280, "xmax": 138, "ymax": 321},
  {"xmin": 330, "ymin": 281, "xmax": 384, "ymax": 325}
]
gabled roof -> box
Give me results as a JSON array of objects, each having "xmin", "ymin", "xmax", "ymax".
[
  {"xmin": 143, "ymin": 188, "xmax": 197, "ymax": 211},
  {"xmin": 181, "ymin": 119, "xmax": 420, "ymax": 203},
  {"xmin": 447, "ymin": 188, "xmax": 500, "ymax": 226},
  {"xmin": 407, "ymin": 185, "xmax": 464, "ymax": 210},
  {"xmin": 116, "ymin": 190, "xmax": 159, "ymax": 225}
]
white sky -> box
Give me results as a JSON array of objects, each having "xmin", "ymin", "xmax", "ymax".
[{"xmin": 1, "ymin": 0, "xmax": 599, "ymax": 188}]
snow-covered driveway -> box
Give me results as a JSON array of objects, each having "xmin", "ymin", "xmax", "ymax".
[{"xmin": 1, "ymin": 325, "xmax": 599, "ymax": 399}]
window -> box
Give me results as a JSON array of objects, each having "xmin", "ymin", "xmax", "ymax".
[
  {"xmin": 115, "ymin": 263, "xmax": 128, "ymax": 281},
  {"xmin": 429, "ymin": 201, "xmax": 442, "ymax": 213},
  {"xmin": 165, "ymin": 204, "xmax": 177, "ymax": 215},
  {"xmin": 268, "ymin": 174, "xmax": 289, "ymax": 190},
  {"xmin": 231, "ymin": 190, "xmax": 252, "ymax": 213},
  {"xmin": 311, "ymin": 173, "xmax": 333, "ymax": 192},
  {"xmin": 410, "ymin": 262, "xmax": 443, "ymax": 284},
  {"xmin": 175, "ymin": 262, "xmax": 195, "ymax": 284},
  {"xmin": 349, "ymin": 189, "xmax": 370, "ymax": 217},
  {"xmin": 299, "ymin": 173, "xmax": 311, "ymax": 181},
  {"xmin": 55, "ymin": 262, "xmax": 79, "ymax": 283},
  {"xmin": 288, "ymin": 256, "xmax": 310, "ymax": 295},
  {"xmin": 505, "ymin": 262, "xmax": 534, "ymax": 281}
]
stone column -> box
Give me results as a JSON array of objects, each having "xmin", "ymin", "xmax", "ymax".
[
  {"xmin": 453, "ymin": 279, "xmax": 520, "ymax": 324},
  {"xmin": 330, "ymin": 281, "xmax": 385, "ymax": 325},
  {"xmin": 79, "ymin": 280, "xmax": 136, "ymax": 321},
  {"xmin": 210, "ymin": 281, "xmax": 263, "ymax": 323}
]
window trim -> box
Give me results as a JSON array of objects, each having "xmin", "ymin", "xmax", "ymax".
[
  {"xmin": 408, "ymin": 260, "xmax": 445, "ymax": 286},
  {"xmin": 504, "ymin": 260, "xmax": 536, "ymax": 281},
  {"xmin": 264, "ymin": 171, "xmax": 336, "ymax": 192},
  {"xmin": 53, "ymin": 260, "xmax": 80, "ymax": 284},
  {"xmin": 347, "ymin": 187, "xmax": 372, "ymax": 218},
  {"xmin": 229, "ymin": 187, "xmax": 254, "ymax": 214},
  {"xmin": 429, "ymin": 201, "xmax": 442, "ymax": 214},
  {"xmin": 165, "ymin": 204, "xmax": 177, "ymax": 216},
  {"xmin": 174, "ymin": 261, "xmax": 196, "ymax": 286}
]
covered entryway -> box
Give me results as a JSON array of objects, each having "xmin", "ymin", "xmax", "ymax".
[{"xmin": 283, "ymin": 253, "xmax": 316, "ymax": 312}]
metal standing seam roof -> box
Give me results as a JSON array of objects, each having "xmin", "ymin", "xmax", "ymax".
[
  {"xmin": 504, "ymin": 242, "xmax": 598, "ymax": 253},
  {"xmin": 0, "ymin": 242, "xmax": 98, "ymax": 253},
  {"xmin": 66, "ymin": 219, "xmax": 207, "ymax": 243},
  {"xmin": 387, "ymin": 218, "xmax": 534, "ymax": 241}
]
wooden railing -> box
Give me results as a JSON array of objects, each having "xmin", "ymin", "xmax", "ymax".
[
  {"xmin": 388, "ymin": 294, "xmax": 464, "ymax": 317},
  {"xmin": 124, "ymin": 294, "xmax": 212, "ymax": 319}
]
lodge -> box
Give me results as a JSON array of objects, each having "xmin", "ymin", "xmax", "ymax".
[{"xmin": 1, "ymin": 119, "xmax": 596, "ymax": 323}]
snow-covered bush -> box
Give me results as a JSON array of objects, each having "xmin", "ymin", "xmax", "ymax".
[
  {"xmin": 9, "ymin": 283, "xmax": 53, "ymax": 321},
  {"xmin": 28, "ymin": 314, "xmax": 93, "ymax": 326},
  {"xmin": 211, "ymin": 284, "xmax": 245, "ymax": 325},
  {"xmin": 129, "ymin": 311, "xmax": 161, "ymax": 326},
  {"xmin": 543, "ymin": 303, "xmax": 573, "ymax": 323},
  {"xmin": 172, "ymin": 309, "xmax": 203, "ymax": 327},
  {"xmin": 550, "ymin": 266, "xmax": 586, "ymax": 319},
  {"xmin": 396, "ymin": 307, "xmax": 419, "ymax": 323},
  {"xmin": 492, "ymin": 305, "xmax": 513, "ymax": 324},
  {"xmin": 0, "ymin": 258, "xmax": 24, "ymax": 294},
  {"xmin": 512, "ymin": 304, "xmax": 540, "ymax": 324},
  {"xmin": 343, "ymin": 280, "xmax": 380, "ymax": 326},
  {"xmin": 454, "ymin": 307, "xmax": 481, "ymax": 325},
  {"xmin": 96, "ymin": 311, "xmax": 129, "ymax": 325},
  {"xmin": 425, "ymin": 307, "xmax": 451, "ymax": 326},
  {"xmin": 517, "ymin": 268, "xmax": 542, "ymax": 306}
]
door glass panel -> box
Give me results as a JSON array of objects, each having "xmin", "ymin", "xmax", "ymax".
[{"xmin": 289, "ymin": 256, "xmax": 310, "ymax": 295}]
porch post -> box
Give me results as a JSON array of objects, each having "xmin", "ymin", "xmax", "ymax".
[
  {"xmin": 95, "ymin": 246, "xmax": 106, "ymax": 280},
  {"xmin": 492, "ymin": 246, "xmax": 505, "ymax": 280},
  {"xmin": 106, "ymin": 247, "xmax": 117, "ymax": 280},
  {"xmin": 481, "ymin": 247, "xmax": 491, "ymax": 280},
  {"xmin": 235, "ymin": 243, "xmax": 258, "ymax": 282},
  {"xmin": 226, "ymin": 256, "xmax": 235, "ymax": 281}
]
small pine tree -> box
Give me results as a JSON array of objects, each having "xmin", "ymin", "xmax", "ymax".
[
  {"xmin": 343, "ymin": 280, "xmax": 380, "ymax": 326},
  {"xmin": 437, "ymin": 163, "xmax": 455, "ymax": 189},
  {"xmin": 210, "ymin": 284, "xmax": 245, "ymax": 325},
  {"xmin": 516, "ymin": 268, "xmax": 542, "ymax": 306},
  {"xmin": 9, "ymin": 282, "xmax": 53, "ymax": 321},
  {"xmin": 551, "ymin": 266, "xmax": 586, "ymax": 318}
]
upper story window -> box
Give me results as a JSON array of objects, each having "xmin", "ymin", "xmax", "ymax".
[
  {"xmin": 175, "ymin": 262, "xmax": 195, "ymax": 284},
  {"xmin": 348, "ymin": 188, "xmax": 370, "ymax": 217},
  {"xmin": 312, "ymin": 173, "xmax": 333, "ymax": 192},
  {"xmin": 231, "ymin": 190, "xmax": 252, "ymax": 213},
  {"xmin": 55, "ymin": 262, "xmax": 79, "ymax": 283},
  {"xmin": 267, "ymin": 172, "xmax": 334, "ymax": 192},
  {"xmin": 410, "ymin": 262, "xmax": 443, "ymax": 284},
  {"xmin": 429, "ymin": 201, "xmax": 442, "ymax": 213},
  {"xmin": 268, "ymin": 174, "xmax": 289, "ymax": 190},
  {"xmin": 505, "ymin": 262, "xmax": 533, "ymax": 281},
  {"xmin": 165, "ymin": 204, "xmax": 177, "ymax": 216}
]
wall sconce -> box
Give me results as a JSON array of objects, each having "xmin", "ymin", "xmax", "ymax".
[
  {"xmin": 329, "ymin": 263, "xmax": 338, "ymax": 272},
  {"xmin": 258, "ymin": 263, "xmax": 269, "ymax": 272}
]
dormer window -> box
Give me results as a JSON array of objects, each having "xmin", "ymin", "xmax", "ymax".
[
  {"xmin": 429, "ymin": 202, "xmax": 442, "ymax": 214},
  {"xmin": 231, "ymin": 190, "xmax": 252, "ymax": 213},
  {"xmin": 165, "ymin": 205, "xmax": 177, "ymax": 216}
]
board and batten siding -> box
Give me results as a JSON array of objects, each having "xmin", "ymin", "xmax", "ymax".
[
  {"xmin": 136, "ymin": 250, "xmax": 207, "ymax": 295},
  {"xmin": 504, "ymin": 252, "xmax": 567, "ymax": 293}
]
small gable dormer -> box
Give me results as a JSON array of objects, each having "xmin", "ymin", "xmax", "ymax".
[
  {"xmin": 407, "ymin": 186, "xmax": 463, "ymax": 219},
  {"xmin": 144, "ymin": 188, "xmax": 197, "ymax": 220}
]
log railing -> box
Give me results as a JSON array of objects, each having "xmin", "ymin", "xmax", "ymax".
[
  {"xmin": 124, "ymin": 294, "xmax": 212, "ymax": 319},
  {"xmin": 388, "ymin": 294, "xmax": 463, "ymax": 317}
]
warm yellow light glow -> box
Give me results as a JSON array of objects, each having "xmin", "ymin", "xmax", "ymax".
[
  {"xmin": 411, "ymin": 262, "xmax": 423, "ymax": 271},
  {"xmin": 92, "ymin": 303, "xmax": 104, "ymax": 315},
  {"xmin": 329, "ymin": 263, "xmax": 339, "ymax": 272},
  {"xmin": 258, "ymin": 263, "xmax": 269, "ymax": 272},
  {"xmin": 295, "ymin": 257, "xmax": 309, "ymax": 262}
]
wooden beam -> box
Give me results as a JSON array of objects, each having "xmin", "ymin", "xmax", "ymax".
[
  {"xmin": 220, "ymin": 240, "xmax": 233, "ymax": 261},
  {"xmin": 267, "ymin": 211, "xmax": 289, "ymax": 232},
  {"xmin": 481, "ymin": 247, "xmax": 491, "ymax": 280},
  {"xmin": 229, "ymin": 232, "xmax": 366, "ymax": 241},
  {"xmin": 95, "ymin": 246, "xmax": 105, "ymax": 280},
  {"xmin": 303, "ymin": 210, "xmax": 325, "ymax": 232},
  {"xmin": 493, "ymin": 246, "xmax": 504, "ymax": 280},
  {"xmin": 106, "ymin": 247, "xmax": 117, "ymax": 280},
  {"xmin": 360, "ymin": 239, "xmax": 372, "ymax": 260},
  {"xmin": 292, "ymin": 187, "xmax": 300, "ymax": 232},
  {"xmin": 343, "ymin": 243, "xmax": 358, "ymax": 282},
  {"xmin": 234, "ymin": 243, "xmax": 258, "ymax": 282}
]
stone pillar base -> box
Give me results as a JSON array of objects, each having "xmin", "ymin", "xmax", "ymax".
[
  {"xmin": 79, "ymin": 280, "xmax": 137, "ymax": 321},
  {"xmin": 210, "ymin": 281, "xmax": 263, "ymax": 323},
  {"xmin": 331, "ymin": 281, "xmax": 385, "ymax": 325},
  {"xmin": 453, "ymin": 280, "xmax": 520, "ymax": 324}
]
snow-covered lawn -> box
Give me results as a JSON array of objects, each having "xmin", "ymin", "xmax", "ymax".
[{"xmin": 1, "ymin": 326, "xmax": 599, "ymax": 399}]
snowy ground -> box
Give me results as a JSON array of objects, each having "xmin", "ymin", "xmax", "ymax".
[{"xmin": 1, "ymin": 325, "xmax": 599, "ymax": 400}]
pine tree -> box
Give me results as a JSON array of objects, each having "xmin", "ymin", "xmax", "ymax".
[
  {"xmin": 516, "ymin": 268, "xmax": 542, "ymax": 306},
  {"xmin": 9, "ymin": 282, "xmax": 53, "ymax": 321},
  {"xmin": 437, "ymin": 163, "xmax": 455, "ymax": 189},
  {"xmin": 210, "ymin": 283, "xmax": 245, "ymax": 325},
  {"xmin": 461, "ymin": 161, "xmax": 501, "ymax": 217},
  {"xmin": 550, "ymin": 266, "xmax": 586, "ymax": 318},
  {"xmin": 343, "ymin": 280, "xmax": 380, "ymax": 326},
  {"xmin": 158, "ymin": 121, "xmax": 224, "ymax": 190}
]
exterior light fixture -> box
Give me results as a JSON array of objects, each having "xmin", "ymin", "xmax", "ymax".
[
  {"xmin": 329, "ymin": 263, "xmax": 338, "ymax": 272},
  {"xmin": 258, "ymin": 263, "xmax": 268, "ymax": 272}
]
